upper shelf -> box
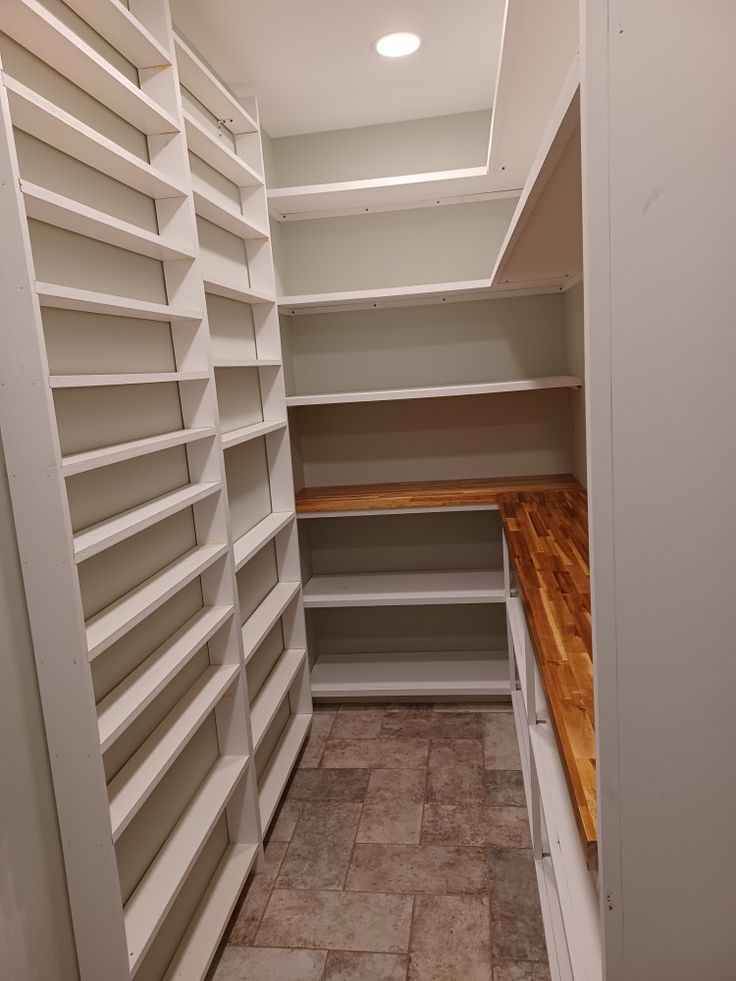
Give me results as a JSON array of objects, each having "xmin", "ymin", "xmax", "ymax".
[
  {"xmin": 184, "ymin": 111, "xmax": 263, "ymax": 187},
  {"xmin": 60, "ymin": 0, "xmax": 171, "ymax": 69},
  {"xmin": 174, "ymin": 33, "xmax": 258, "ymax": 136}
]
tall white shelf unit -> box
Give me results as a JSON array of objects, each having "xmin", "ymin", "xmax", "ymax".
[{"xmin": 0, "ymin": 3, "xmax": 309, "ymax": 980}]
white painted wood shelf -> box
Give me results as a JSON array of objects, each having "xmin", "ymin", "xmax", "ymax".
[
  {"xmin": 287, "ymin": 375, "xmax": 582, "ymax": 407},
  {"xmin": 50, "ymin": 371, "xmax": 209, "ymax": 388},
  {"xmin": 36, "ymin": 282, "xmax": 201, "ymax": 323},
  {"xmin": 203, "ymin": 274, "xmax": 274, "ymax": 305},
  {"xmin": 193, "ymin": 186, "xmax": 269, "ymax": 240},
  {"xmin": 302, "ymin": 569, "xmax": 506, "ymax": 608},
  {"xmin": 250, "ymin": 648, "xmax": 308, "ymax": 751},
  {"xmin": 258, "ymin": 712, "xmax": 312, "ymax": 831},
  {"xmin": 233, "ymin": 511, "xmax": 295, "ymax": 571},
  {"xmin": 61, "ymin": 426, "xmax": 216, "ymax": 476},
  {"xmin": 311, "ymin": 651, "xmax": 510, "ymax": 698},
  {"xmin": 175, "ymin": 33, "xmax": 258, "ymax": 136},
  {"xmin": 279, "ymin": 278, "xmax": 502, "ymax": 315},
  {"xmin": 62, "ymin": 0, "xmax": 172, "ymax": 68},
  {"xmin": 183, "ymin": 110, "xmax": 263, "ymax": 187},
  {"xmin": 242, "ymin": 581, "xmax": 301, "ymax": 663},
  {"xmin": 220, "ymin": 419, "xmax": 286, "ymax": 450}
]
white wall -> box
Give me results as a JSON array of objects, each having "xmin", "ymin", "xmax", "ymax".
[
  {"xmin": 564, "ymin": 281, "xmax": 586, "ymax": 486},
  {"xmin": 583, "ymin": 3, "xmax": 736, "ymax": 978},
  {"xmin": 0, "ymin": 435, "xmax": 79, "ymax": 981}
]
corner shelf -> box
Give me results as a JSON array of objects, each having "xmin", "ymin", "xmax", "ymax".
[
  {"xmin": 302, "ymin": 569, "xmax": 505, "ymax": 608},
  {"xmin": 286, "ymin": 375, "xmax": 582, "ymax": 407},
  {"xmin": 278, "ymin": 278, "xmax": 499, "ymax": 315}
]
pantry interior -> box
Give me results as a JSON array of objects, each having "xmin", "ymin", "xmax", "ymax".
[{"xmin": 1, "ymin": 2, "xmax": 734, "ymax": 981}]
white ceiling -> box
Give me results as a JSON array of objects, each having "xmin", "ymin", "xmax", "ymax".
[{"xmin": 171, "ymin": 0, "xmax": 506, "ymax": 137}]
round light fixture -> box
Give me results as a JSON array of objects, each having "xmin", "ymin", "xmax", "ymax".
[{"xmin": 375, "ymin": 31, "xmax": 422, "ymax": 58}]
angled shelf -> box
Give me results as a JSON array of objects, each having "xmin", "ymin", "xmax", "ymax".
[
  {"xmin": 123, "ymin": 754, "xmax": 248, "ymax": 974},
  {"xmin": 233, "ymin": 511, "xmax": 295, "ymax": 572},
  {"xmin": 258, "ymin": 713, "xmax": 311, "ymax": 832},
  {"xmin": 250, "ymin": 648, "xmax": 307, "ymax": 751},
  {"xmin": 108, "ymin": 664, "xmax": 239, "ymax": 841},
  {"xmin": 96, "ymin": 605, "xmax": 234, "ymax": 752},
  {"xmin": 22, "ymin": 182, "xmax": 196, "ymax": 261},
  {"xmin": 278, "ymin": 278, "xmax": 517, "ymax": 315},
  {"xmin": 174, "ymin": 33, "xmax": 258, "ymax": 136},
  {"xmin": 302, "ymin": 569, "xmax": 505, "ymax": 608},
  {"xmin": 85, "ymin": 543, "xmax": 228, "ymax": 660},
  {"xmin": 4, "ymin": 76, "xmax": 187, "ymax": 199},
  {"xmin": 73, "ymin": 480, "xmax": 221, "ymax": 562},
  {"xmin": 242, "ymin": 581, "xmax": 301, "ymax": 663},
  {"xmin": 193, "ymin": 186, "xmax": 269, "ymax": 241},
  {"xmin": 36, "ymin": 282, "xmax": 201, "ymax": 323},
  {"xmin": 220, "ymin": 419, "xmax": 286, "ymax": 450},
  {"xmin": 49, "ymin": 371, "xmax": 208, "ymax": 388},
  {"xmin": 203, "ymin": 275, "xmax": 274, "ymax": 305},
  {"xmin": 162, "ymin": 842, "xmax": 259, "ymax": 981},
  {"xmin": 4, "ymin": 0, "xmax": 179, "ymax": 135},
  {"xmin": 286, "ymin": 375, "xmax": 582, "ymax": 407},
  {"xmin": 60, "ymin": 426, "xmax": 216, "ymax": 477},
  {"xmin": 183, "ymin": 110, "xmax": 263, "ymax": 187},
  {"xmin": 56, "ymin": 0, "xmax": 172, "ymax": 69},
  {"xmin": 311, "ymin": 651, "xmax": 510, "ymax": 698}
]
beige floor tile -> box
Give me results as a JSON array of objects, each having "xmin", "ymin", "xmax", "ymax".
[
  {"xmin": 485, "ymin": 770, "xmax": 527, "ymax": 807},
  {"xmin": 268, "ymin": 798, "xmax": 301, "ymax": 843},
  {"xmin": 299, "ymin": 712, "xmax": 335, "ymax": 768},
  {"xmin": 226, "ymin": 841, "xmax": 287, "ymax": 946},
  {"xmin": 321, "ymin": 738, "xmax": 429, "ymax": 769},
  {"xmin": 331, "ymin": 706, "xmax": 385, "ymax": 739},
  {"xmin": 357, "ymin": 769, "xmax": 425, "ymax": 844},
  {"xmin": 483, "ymin": 714, "xmax": 522, "ymax": 770},
  {"xmin": 381, "ymin": 707, "xmax": 483, "ymax": 739},
  {"xmin": 421, "ymin": 805, "xmax": 531, "ymax": 847},
  {"xmin": 322, "ymin": 951, "xmax": 408, "ymax": 981},
  {"xmin": 493, "ymin": 962, "xmax": 552, "ymax": 981},
  {"xmin": 346, "ymin": 843, "xmax": 488, "ymax": 894},
  {"xmin": 288, "ymin": 767, "xmax": 370, "ymax": 801},
  {"xmin": 256, "ymin": 889, "xmax": 413, "ymax": 952},
  {"xmin": 434, "ymin": 700, "xmax": 513, "ymax": 713},
  {"xmin": 426, "ymin": 739, "xmax": 486, "ymax": 803},
  {"xmin": 212, "ymin": 946, "xmax": 326, "ymax": 980},
  {"xmin": 276, "ymin": 802, "xmax": 361, "ymax": 890},
  {"xmin": 408, "ymin": 894, "xmax": 492, "ymax": 981},
  {"xmin": 489, "ymin": 847, "xmax": 548, "ymax": 963}
]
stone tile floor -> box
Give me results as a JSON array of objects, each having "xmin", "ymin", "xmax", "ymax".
[{"xmin": 209, "ymin": 702, "xmax": 551, "ymax": 981}]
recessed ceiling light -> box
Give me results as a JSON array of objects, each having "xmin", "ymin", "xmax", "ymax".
[{"xmin": 375, "ymin": 32, "xmax": 422, "ymax": 58}]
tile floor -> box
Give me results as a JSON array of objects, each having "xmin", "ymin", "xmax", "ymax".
[{"xmin": 210, "ymin": 702, "xmax": 551, "ymax": 981}]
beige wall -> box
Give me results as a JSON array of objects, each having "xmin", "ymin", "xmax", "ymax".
[{"xmin": 0, "ymin": 435, "xmax": 79, "ymax": 981}]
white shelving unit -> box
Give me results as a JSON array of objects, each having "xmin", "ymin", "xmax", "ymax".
[
  {"xmin": 302, "ymin": 569, "xmax": 506, "ymax": 608},
  {"xmin": 0, "ymin": 6, "xmax": 309, "ymax": 981}
]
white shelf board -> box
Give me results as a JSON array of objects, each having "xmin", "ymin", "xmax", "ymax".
[
  {"xmin": 203, "ymin": 275, "xmax": 274, "ymax": 305},
  {"xmin": 258, "ymin": 713, "xmax": 312, "ymax": 833},
  {"xmin": 298, "ymin": 504, "xmax": 496, "ymax": 520},
  {"xmin": 302, "ymin": 569, "xmax": 506, "ymax": 609},
  {"xmin": 108, "ymin": 664, "xmax": 239, "ymax": 841},
  {"xmin": 85, "ymin": 543, "xmax": 228, "ymax": 660},
  {"xmin": 4, "ymin": 76, "xmax": 186, "ymax": 199},
  {"xmin": 250, "ymin": 648, "xmax": 307, "ymax": 752},
  {"xmin": 50, "ymin": 371, "xmax": 208, "ymax": 388},
  {"xmin": 193, "ymin": 186, "xmax": 269, "ymax": 240},
  {"xmin": 4, "ymin": 0, "xmax": 179, "ymax": 135},
  {"xmin": 287, "ymin": 375, "xmax": 582, "ymax": 407},
  {"xmin": 162, "ymin": 842, "xmax": 259, "ymax": 981},
  {"xmin": 97, "ymin": 605, "xmax": 234, "ymax": 752},
  {"xmin": 22, "ymin": 182, "xmax": 195, "ymax": 261},
  {"xmin": 183, "ymin": 110, "xmax": 263, "ymax": 187},
  {"xmin": 59, "ymin": 0, "xmax": 172, "ymax": 69},
  {"xmin": 220, "ymin": 419, "xmax": 286, "ymax": 450},
  {"xmin": 174, "ymin": 33, "xmax": 258, "ymax": 136},
  {"xmin": 233, "ymin": 511, "xmax": 295, "ymax": 572},
  {"xmin": 268, "ymin": 168, "xmax": 520, "ymax": 221},
  {"xmin": 61, "ymin": 426, "xmax": 216, "ymax": 477},
  {"xmin": 311, "ymin": 651, "xmax": 511, "ymax": 699},
  {"xmin": 242, "ymin": 581, "xmax": 301, "ymax": 664},
  {"xmin": 36, "ymin": 282, "xmax": 201, "ymax": 323},
  {"xmin": 124, "ymin": 754, "xmax": 247, "ymax": 974},
  {"xmin": 491, "ymin": 59, "xmax": 582, "ymax": 291},
  {"xmin": 213, "ymin": 358, "xmax": 281, "ymax": 369},
  {"xmin": 74, "ymin": 481, "xmax": 221, "ymax": 563}
]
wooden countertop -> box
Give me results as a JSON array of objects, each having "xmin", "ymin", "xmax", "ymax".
[{"xmin": 499, "ymin": 488, "xmax": 596, "ymax": 869}]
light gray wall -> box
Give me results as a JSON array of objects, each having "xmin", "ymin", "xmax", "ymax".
[
  {"xmin": 564, "ymin": 281, "xmax": 586, "ymax": 487},
  {"xmin": 0, "ymin": 435, "xmax": 79, "ymax": 981},
  {"xmin": 266, "ymin": 111, "xmax": 491, "ymax": 187}
]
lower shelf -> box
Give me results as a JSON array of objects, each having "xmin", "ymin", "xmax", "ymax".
[
  {"xmin": 258, "ymin": 712, "xmax": 312, "ymax": 832},
  {"xmin": 303, "ymin": 569, "xmax": 505, "ymax": 608},
  {"xmin": 310, "ymin": 651, "xmax": 511, "ymax": 698}
]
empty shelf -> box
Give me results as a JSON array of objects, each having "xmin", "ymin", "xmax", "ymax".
[
  {"xmin": 123, "ymin": 754, "xmax": 248, "ymax": 974},
  {"xmin": 5, "ymin": 77, "xmax": 186, "ymax": 199},
  {"xmin": 36, "ymin": 283, "xmax": 201, "ymax": 323},
  {"xmin": 250, "ymin": 649, "xmax": 307, "ymax": 751},
  {"xmin": 242, "ymin": 581, "xmax": 301, "ymax": 663},
  {"xmin": 203, "ymin": 275, "xmax": 274, "ymax": 305},
  {"xmin": 50, "ymin": 371, "xmax": 208, "ymax": 389},
  {"xmin": 85, "ymin": 543, "xmax": 228, "ymax": 660},
  {"xmin": 4, "ymin": 0, "xmax": 179, "ymax": 135},
  {"xmin": 213, "ymin": 358, "xmax": 281, "ymax": 369},
  {"xmin": 175, "ymin": 33, "xmax": 258, "ymax": 136},
  {"xmin": 23, "ymin": 182, "xmax": 195, "ymax": 261},
  {"xmin": 220, "ymin": 419, "xmax": 286, "ymax": 450},
  {"xmin": 302, "ymin": 569, "xmax": 506, "ymax": 608},
  {"xmin": 61, "ymin": 427, "xmax": 216, "ymax": 477},
  {"xmin": 278, "ymin": 278, "xmax": 499, "ymax": 315},
  {"xmin": 258, "ymin": 713, "xmax": 312, "ymax": 833},
  {"xmin": 162, "ymin": 842, "xmax": 259, "ymax": 981},
  {"xmin": 74, "ymin": 481, "xmax": 221, "ymax": 562},
  {"xmin": 184, "ymin": 111, "xmax": 263, "ymax": 186},
  {"xmin": 193, "ymin": 187, "xmax": 269, "ymax": 240},
  {"xmin": 287, "ymin": 376, "xmax": 582, "ymax": 406},
  {"xmin": 108, "ymin": 664, "xmax": 239, "ymax": 841},
  {"xmin": 311, "ymin": 651, "xmax": 511, "ymax": 698},
  {"xmin": 97, "ymin": 605, "xmax": 234, "ymax": 752},
  {"xmin": 233, "ymin": 511, "xmax": 295, "ymax": 571},
  {"xmin": 61, "ymin": 0, "xmax": 171, "ymax": 68}
]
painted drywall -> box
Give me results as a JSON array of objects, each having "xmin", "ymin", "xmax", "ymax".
[
  {"xmin": 266, "ymin": 111, "xmax": 491, "ymax": 187},
  {"xmin": 0, "ymin": 436, "xmax": 79, "ymax": 981},
  {"xmin": 564, "ymin": 281, "xmax": 586, "ymax": 487}
]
